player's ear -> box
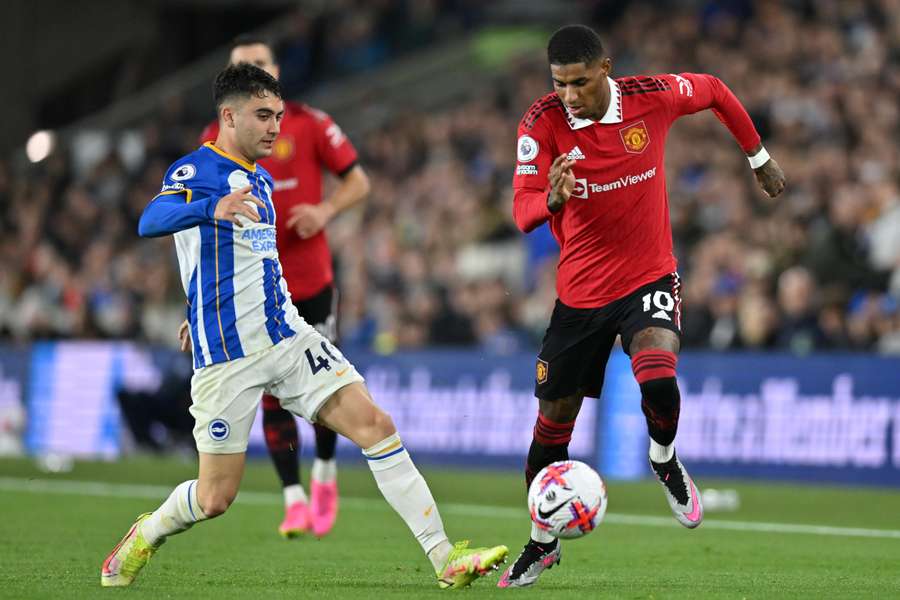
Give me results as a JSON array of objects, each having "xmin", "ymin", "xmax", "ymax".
[
  {"xmin": 600, "ymin": 57, "xmax": 612, "ymax": 76},
  {"xmin": 221, "ymin": 105, "xmax": 236, "ymax": 129}
]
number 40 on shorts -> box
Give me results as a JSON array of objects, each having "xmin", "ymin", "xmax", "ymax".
[{"xmin": 305, "ymin": 341, "xmax": 343, "ymax": 374}]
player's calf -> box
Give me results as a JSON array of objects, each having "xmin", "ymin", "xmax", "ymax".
[
  {"xmin": 631, "ymin": 349, "xmax": 680, "ymax": 441},
  {"xmin": 318, "ymin": 383, "xmax": 505, "ymax": 586},
  {"xmin": 525, "ymin": 413, "xmax": 576, "ymax": 489},
  {"xmin": 630, "ymin": 350, "xmax": 702, "ymax": 527}
]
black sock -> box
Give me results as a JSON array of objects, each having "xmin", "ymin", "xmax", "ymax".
[
  {"xmin": 640, "ymin": 377, "xmax": 681, "ymax": 447},
  {"xmin": 525, "ymin": 440, "xmax": 570, "ymax": 489},
  {"xmin": 530, "ymin": 537, "xmax": 558, "ymax": 551},
  {"xmin": 262, "ymin": 394, "xmax": 301, "ymax": 487},
  {"xmin": 525, "ymin": 413, "xmax": 575, "ymax": 489},
  {"xmin": 313, "ymin": 424, "xmax": 337, "ymax": 460}
]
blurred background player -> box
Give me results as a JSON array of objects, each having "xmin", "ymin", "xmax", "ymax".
[
  {"xmin": 102, "ymin": 63, "xmax": 507, "ymax": 590},
  {"xmin": 198, "ymin": 35, "xmax": 371, "ymax": 538},
  {"xmin": 499, "ymin": 25, "xmax": 785, "ymax": 587}
]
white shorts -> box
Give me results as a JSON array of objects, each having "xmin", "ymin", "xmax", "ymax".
[{"xmin": 190, "ymin": 324, "xmax": 364, "ymax": 454}]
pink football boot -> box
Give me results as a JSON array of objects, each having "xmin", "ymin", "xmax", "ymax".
[
  {"xmin": 278, "ymin": 501, "xmax": 311, "ymax": 538},
  {"xmin": 310, "ymin": 479, "xmax": 338, "ymax": 537}
]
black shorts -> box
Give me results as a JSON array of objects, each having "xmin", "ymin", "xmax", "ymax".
[
  {"xmin": 294, "ymin": 285, "xmax": 339, "ymax": 343},
  {"xmin": 535, "ymin": 273, "xmax": 682, "ymax": 400}
]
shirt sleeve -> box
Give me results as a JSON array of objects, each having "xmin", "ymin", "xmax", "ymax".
[
  {"xmin": 138, "ymin": 161, "xmax": 217, "ymax": 237},
  {"xmin": 312, "ymin": 111, "xmax": 359, "ymax": 176},
  {"xmin": 512, "ymin": 117, "xmax": 556, "ymax": 233},
  {"xmin": 664, "ymin": 73, "xmax": 761, "ymax": 152}
]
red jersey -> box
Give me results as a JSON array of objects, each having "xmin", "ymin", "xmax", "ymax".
[
  {"xmin": 200, "ymin": 101, "xmax": 358, "ymax": 300},
  {"xmin": 513, "ymin": 73, "xmax": 760, "ymax": 308}
]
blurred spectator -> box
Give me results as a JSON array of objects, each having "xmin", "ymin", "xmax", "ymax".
[
  {"xmin": 737, "ymin": 288, "xmax": 778, "ymax": 349},
  {"xmin": 775, "ymin": 266, "xmax": 824, "ymax": 354}
]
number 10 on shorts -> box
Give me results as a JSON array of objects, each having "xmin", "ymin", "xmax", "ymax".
[
  {"xmin": 305, "ymin": 340, "xmax": 343, "ymax": 374},
  {"xmin": 642, "ymin": 291, "xmax": 674, "ymax": 321}
]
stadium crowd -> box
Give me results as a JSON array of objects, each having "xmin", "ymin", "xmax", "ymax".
[{"xmin": 1, "ymin": 0, "xmax": 898, "ymax": 356}]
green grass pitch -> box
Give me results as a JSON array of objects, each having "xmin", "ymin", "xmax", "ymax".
[{"xmin": 1, "ymin": 456, "xmax": 898, "ymax": 599}]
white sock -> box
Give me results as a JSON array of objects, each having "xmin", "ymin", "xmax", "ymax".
[
  {"xmin": 427, "ymin": 541, "xmax": 452, "ymax": 572},
  {"xmin": 284, "ymin": 484, "xmax": 308, "ymax": 507},
  {"xmin": 531, "ymin": 522, "xmax": 556, "ymax": 544},
  {"xmin": 139, "ymin": 480, "xmax": 208, "ymax": 546},
  {"xmin": 311, "ymin": 458, "xmax": 337, "ymax": 483},
  {"xmin": 649, "ymin": 439, "xmax": 675, "ymax": 463},
  {"xmin": 363, "ymin": 433, "xmax": 451, "ymax": 570}
]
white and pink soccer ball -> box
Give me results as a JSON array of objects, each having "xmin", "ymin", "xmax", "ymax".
[{"xmin": 528, "ymin": 460, "xmax": 607, "ymax": 539}]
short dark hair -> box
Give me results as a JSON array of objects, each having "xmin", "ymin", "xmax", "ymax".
[
  {"xmin": 547, "ymin": 25, "xmax": 605, "ymax": 65},
  {"xmin": 231, "ymin": 34, "xmax": 273, "ymax": 52},
  {"xmin": 213, "ymin": 63, "xmax": 282, "ymax": 109}
]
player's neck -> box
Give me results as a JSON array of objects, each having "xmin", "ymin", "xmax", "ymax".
[
  {"xmin": 585, "ymin": 83, "xmax": 611, "ymax": 122},
  {"xmin": 583, "ymin": 105, "xmax": 606, "ymax": 122}
]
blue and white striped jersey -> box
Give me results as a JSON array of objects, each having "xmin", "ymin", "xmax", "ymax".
[{"xmin": 140, "ymin": 142, "xmax": 301, "ymax": 369}]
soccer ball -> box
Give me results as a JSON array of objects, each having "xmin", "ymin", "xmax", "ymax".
[{"xmin": 528, "ymin": 460, "xmax": 607, "ymax": 539}]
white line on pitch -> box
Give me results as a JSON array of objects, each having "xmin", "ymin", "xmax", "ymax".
[{"xmin": 2, "ymin": 476, "xmax": 899, "ymax": 540}]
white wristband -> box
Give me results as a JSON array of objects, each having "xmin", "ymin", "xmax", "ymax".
[{"xmin": 747, "ymin": 147, "xmax": 770, "ymax": 169}]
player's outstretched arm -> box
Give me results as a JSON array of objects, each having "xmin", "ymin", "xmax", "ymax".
[
  {"xmin": 138, "ymin": 193, "xmax": 216, "ymax": 237},
  {"xmin": 668, "ymin": 74, "xmax": 785, "ymax": 199},
  {"xmin": 138, "ymin": 185, "xmax": 266, "ymax": 237}
]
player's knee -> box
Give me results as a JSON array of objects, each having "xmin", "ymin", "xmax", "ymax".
[
  {"xmin": 629, "ymin": 327, "xmax": 680, "ymax": 356},
  {"xmin": 368, "ymin": 407, "xmax": 396, "ymax": 441},
  {"xmin": 538, "ymin": 395, "xmax": 582, "ymax": 423},
  {"xmin": 198, "ymin": 487, "xmax": 238, "ymax": 518},
  {"xmin": 200, "ymin": 494, "xmax": 235, "ymax": 518},
  {"xmin": 348, "ymin": 402, "xmax": 397, "ymax": 448}
]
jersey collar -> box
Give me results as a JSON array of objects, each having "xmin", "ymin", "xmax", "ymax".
[
  {"xmin": 564, "ymin": 77, "xmax": 622, "ymax": 129},
  {"xmin": 203, "ymin": 142, "xmax": 257, "ymax": 172}
]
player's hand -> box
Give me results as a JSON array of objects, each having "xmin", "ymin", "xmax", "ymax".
[
  {"xmin": 286, "ymin": 202, "xmax": 336, "ymax": 239},
  {"xmin": 754, "ymin": 158, "xmax": 786, "ymax": 198},
  {"xmin": 178, "ymin": 319, "xmax": 191, "ymax": 353},
  {"xmin": 548, "ymin": 154, "xmax": 576, "ymax": 212},
  {"xmin": 213, "ymin": 185, "xmax": 266, "ymax": 225}
]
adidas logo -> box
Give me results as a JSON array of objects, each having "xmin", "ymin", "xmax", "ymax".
[{"xmin": 567, "ymin": 146, "xmax": 586, "ymax": 160}]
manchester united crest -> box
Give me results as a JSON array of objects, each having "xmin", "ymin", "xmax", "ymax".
[
  {"xmin": 619, "ymin": 121, "xmax": 650, "ymax": 153},
  {"xmin": 536, "ymin": 359, "xmax": 549, "ymax": 384},
  {"xmin": 273, "ymin": 136, "xmax": 294, "ymax": 161}
]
